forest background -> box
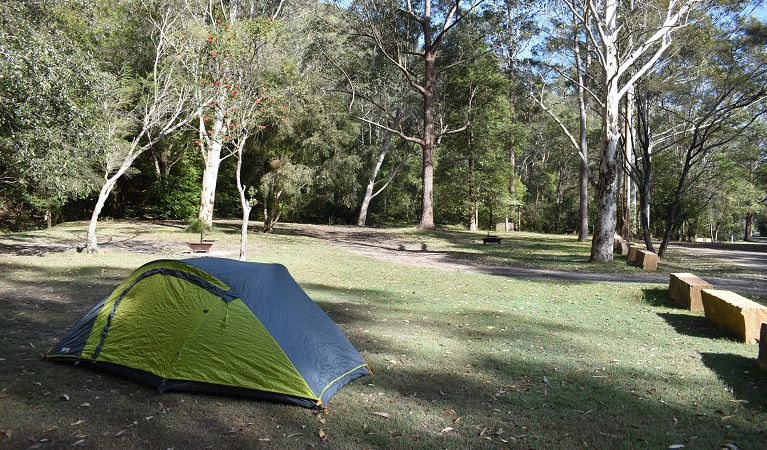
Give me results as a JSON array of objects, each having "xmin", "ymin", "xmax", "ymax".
[{"xmin": 1, "ymin": 0, "xmax": 766, "ymax": 261}]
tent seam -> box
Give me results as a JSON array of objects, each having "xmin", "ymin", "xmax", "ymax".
[
  {"xmin": 91, "ymin": 268, "xmax": 235, "ymax": 361},
  {"xmin": 319, "ymin": 364, "xmax": 371, "ymax": 401}
]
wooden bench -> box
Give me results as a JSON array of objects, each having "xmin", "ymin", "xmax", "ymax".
[
  {"xmin": 627, "ymin": 245, "xmax": 645, "ymax": 261},
  {"xmin": 758, "ymin": 323, "xmax": 767, "ymax": 371},
  {"xmin": 669, "ymin": 273, "xmax": 712, "ymax": 311},
  {"xmin": 482, "ymin": 236, "xmax": 502, "ymax": 244},
  {"xmin": 617, "ymin": 240, "xmax": 631, "ymax": 256},
  {"xmin": 701, "ymin": 289, "xmax": 767, "ymax": 343},
  {"xmin": 636, "ymin": 249, "xmax": 657, "ymax": 270}
]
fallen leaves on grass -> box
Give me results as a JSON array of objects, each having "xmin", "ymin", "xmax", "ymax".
[
  {"xmin": 479, "ymin": 427, "xmax": 504, "ymax": 437},
  {"xmin": 370, "ymin": 412, "xmax": 390, "ymax": 418}
]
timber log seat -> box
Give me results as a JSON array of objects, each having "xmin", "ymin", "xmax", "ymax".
[
  {"xmin": 701, "ymin": 289, "xmax": 767, "ymax": 344},
  {"xmin": 618, "ymin": 240, "xmax": 631, "ymax": 256},
  {"xmin": 669, "ymin": 273, "xmax": 712, "ymax": 311},
  {"xmin": 628, "ymin": 245, "xmax": 645, "ymax": 261},
  {"xmin": 636, "ymin": 249, "xmax": 658, "ymax": 270}
]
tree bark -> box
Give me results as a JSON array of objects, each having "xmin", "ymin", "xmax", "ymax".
[
  {"xmin": 658, "ymin": 160, "xmax": 692, "ymax": 258},
  {"xmin": 357, "ymin": 129, "xmax": 394, "ymax": 226},
  {"xmin": 235, "ymin": 141, "xmax": 251, "ymax": 261},
  {"xmin": 419, "ymin": 12, "xmax": 437, "ymax": 230},
  {"xmin": 575, "ymin": 8, "xmax": 591, "ymax": 242},
  {"xmin": 85, "ymin": 173, "xmax": 121, "ymax": 252},
  {"xmin": 621, "ymin": 88, "xmax": 635, "ymax": 240},
  {"xmin": 198, "ymin": 141, "xmax": 222, "ymax": 227},
  {"xmin": 744, "ymin": 210, "xmax": 753, "ymax": 241},
  {"xmin": 590, "ymin": 0, "xmax": 620, "ymax": 263},
  {"xmin": 263, "ymin": 190, "xmax": 282, "ymax": 233},
  {"xmin": 198, "ymin": 109, "xmax": 225, "ymax": 227}
]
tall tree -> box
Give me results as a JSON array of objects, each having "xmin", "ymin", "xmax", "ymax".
[
  {"xmin": 184, "ymin": 0, "xmax": 316, "ymax": 227},
  {"xmin": 531, "ymin": 1, "xmax": 598, "ymax": 242},
  {"xmin": 0, "ymin": 1, "xmax": 103, "ymax": 227},
  {"xmin": 565, "ymin": 0, "xmax": 697, "ymax": 262},
  {"xmin": 436, "ymin": 19, "xmax": 514, "ymax": 230},
  {"xmin": 345, "ymin": 0, "xmax": 484, "ymax": 229},
  {"xmin": 84, "ymin": 2, "xmax": 207, "ymax": 252}
]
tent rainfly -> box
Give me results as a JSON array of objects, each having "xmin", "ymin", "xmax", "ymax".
[{"xmin": 45, "ymin": 258, "xmax": 371, "ymax": 410}]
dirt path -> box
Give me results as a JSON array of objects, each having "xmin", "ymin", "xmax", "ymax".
[
  {"xmin": 3, "ymin": 223, "xmax": 766, "ymax": 295},
  {"xmin": 281, "ymin": 225, "xmax": 767, "ymax": 295}
]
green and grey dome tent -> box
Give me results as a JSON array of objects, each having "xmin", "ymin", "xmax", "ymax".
[{"xmin": 45, "ymin": 258, "xmax": 371, "ymax": 410}]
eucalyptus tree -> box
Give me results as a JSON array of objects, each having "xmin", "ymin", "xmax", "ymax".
[
  {"xmin": 733, "ymin": 120, "xmax": 767, "ymax": 240},
  {"xmin": 564, "ymin": 0, "xmax": 699, "ymax": 262},
  {"xmin": 179, "ymin": 2, "xmax": 274, "ymax": 226},
  {"xmin": 83, "ymin": 1, "xmax": 213, "ymax": 252},
  {"xmin": 180, "ymin": 0, "xmax": 328, "ymax": 228},
  {"xmin": 531, "ymin": 0, "xmax": 600, "ymax": 241},
  {"xmin": 343, "ymin": 0, "xmax": 486, "ymax": 229},
  {"xmin": 627, "ymin": 8, "xmax": 767, "ymax": 256}
]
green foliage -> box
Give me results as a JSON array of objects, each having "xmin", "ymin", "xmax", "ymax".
[
  {"xmin": 0, "ymin": 1, "xmax": 105, "ymax": 225},
  {"xmin": 148, "ymin": 160, "xmax": 201, "ymax": 220},
  {"xmin": 261, "ymin": 158, "xmax": 315, "ymax": 230},
  {"xmin": 184, "ymin": 217, "xmax": 211, "ymax": 235}
]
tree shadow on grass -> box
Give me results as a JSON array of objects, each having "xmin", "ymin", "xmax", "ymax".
[
  {"xmin": 657, "ymin": 312, "xmax": 725, "ymax": 340},
  {"xmin": 699, "ymin": 352, "xmax": 767, "ymax": 410},
  {"xmin": 641, "ymin": 287, "xmax": 677, "ymax": 308}
]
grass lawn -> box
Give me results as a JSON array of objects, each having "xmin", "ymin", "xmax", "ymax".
[{"xmin": 1, "ymin": 221, "xmax": 765, "ymax": 449}]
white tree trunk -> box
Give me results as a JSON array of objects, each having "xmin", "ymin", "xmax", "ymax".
[
  {"xmin": 239, "ymin": 202, "xmax": 251, "ymax": 261},
  {"xmin": 85, "ymin": 157, "xmax": 135, "ymax": 252},
  {"xmin": 235, "ymin": 140, "xmax": 251, "ymax": 261},
  {"xmin": 357, "ymin": 129, "xmax": 394, "ymax": 226},
  {"xmin": 198, "ymin": 139, "xmax": 223, "ymax": 227},
  {"xmin": 469, "ymin": 206, "xmax": 478, "ymax": 231},
  {"xmin": 590, "ymin": 0, "xmax": 620, "ymax": 263},
  {"xmin": 580, "ymin": 0, "xmax": 693, "ymax": 262},
  {"xmin": 85, "ymin": 180, "xmax": 116, "ymax": 253}
]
